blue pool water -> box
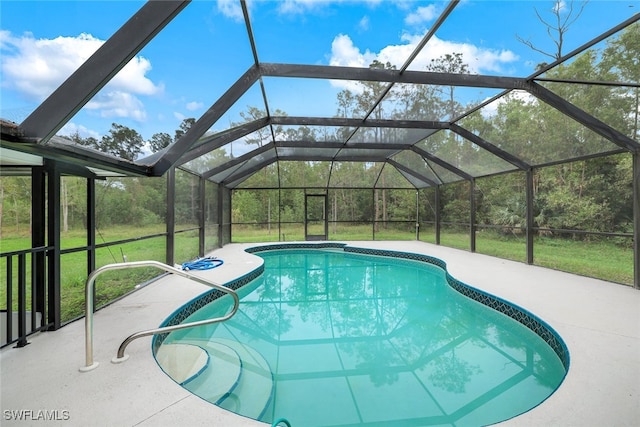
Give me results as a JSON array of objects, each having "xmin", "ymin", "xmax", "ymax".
[{"xmin": 157, "ymin": 247, "xmax": 567, "ymax": 426}]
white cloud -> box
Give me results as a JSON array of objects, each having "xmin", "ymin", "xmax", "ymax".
[
  {"xmin": 115, "ymin": 56, "xmax": 163, "ymax": 96},
  {"xmin": 358, "ymin": 16, "xmax": 370, "ymax": 32},
  {"xmin": 174, "ymin": 111, "xmax": 187, "ymax": 122},
  {"xmin": 274, "ymin": 0, "xmax": 384, "ymax": 16},
  {"xmin": 59, "ymin": 122, "xmax": 100, "ymax": 140},
  {"xmin": 329, "ymin": 34, "xmax": 378, "ymax": 93},
  {"xmin": 330, "ymin": 34, "xmax": 377, "ymax": 68},
  {"xmin": 217, "ymin": 0, "xmax": 244, "ymax": 21},
  {"xmin": 86, "ymin": 91, "xmax": 147, "ymax": 122},
  {"xmin": 329, "ymin": 32, "xmax": 519, "ymax": 85},
  {"xmin": 0, "ymin": 31, "xmax": 161, "ymax": 121},
  {"xmin": 1, "ymin": 32, "xmax": 102, "ymax": 100},
  {"xmin": 553, "ymin": 0, "xmax": 567, "ymax": 14},
  {"xmin": 277, "ymin": 0, "xmax": 322, "ymax": 15},
  {"xmin": 186, "ymin": 101, "xmax": 204, "ymax": 111},
  {"xmin": 399, "ymin": 33, "xmax": 519, "ymax": 73},
  {"xmin": 480, "ymin": 90, "xmax": 536, "ymax": 118},
  {"xmin": 405, "ymin": 4, "xmax": 439, "ymax": 26}
]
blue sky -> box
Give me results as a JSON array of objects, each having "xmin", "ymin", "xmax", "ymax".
[{"xmin": 1, "ymin": 0, "xmax": 638, "ymax": 147}]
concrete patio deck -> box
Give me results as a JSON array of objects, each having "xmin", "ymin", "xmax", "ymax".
[{"xmin": 1, "ymin": 241, "xmax": 638, "ymax": 426}]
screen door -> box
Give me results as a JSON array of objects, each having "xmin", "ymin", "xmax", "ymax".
[{"xmin": 305, "ymin": 194, "xmax": 327, "ymax": 241}]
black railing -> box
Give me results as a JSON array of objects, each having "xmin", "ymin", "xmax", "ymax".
[{"xmin": 1, "ymin": 246, "xmax": 54, "ymax": 348}]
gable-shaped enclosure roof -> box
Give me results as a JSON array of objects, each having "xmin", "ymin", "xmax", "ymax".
[{"xmin": 1, "ymin": 0, "xmax": 639, "ymax": 188}]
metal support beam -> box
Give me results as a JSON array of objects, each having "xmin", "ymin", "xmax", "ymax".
[
  {"xmin": 526, "ymin": 169, "xmax": 535, "ymax": 264},
  {"xmin": 204, "ymin": 143, "xmax": 273, "ymax": 179},
  {"xmin": 435, "ymin": 185, "xmax": 441, "ymax": 245},
  {"xmin": 177, "ymin": 117, "xmax": 270, "ymax": 166},
  {"xmin": 271, "ymin": 116, "xmax": 449, "ymax": 131},
  {"xmin": 529, "ymin": 14, "xmax": 640, "ymax": 81},
  {"xmin": 2, "ymin": 139, "xmax": 151, "ymax": 177},
  {"xmin": 224, "ymin": 188, "xmax": 232, "ymax": 244},
  {"xmin": 260, "ymin": 63, "xmax": 528, "ymax": 90},
  {"xmin": 361, "ymin": 0, "xmax": 460, "ymax": 122},
  {"xmin": 276, "ymin": 141, "xmax": 411, "ymax": 150},
  {"xmin": 278, "ymin": 188, "xmax": 282, "ymax": 242},
  {"xmin": 166, "ymin": 168, "xmax": 176, "ymax": 266},
  {"xmin": 411, "ymin": 145, "xmax": 473, "ymax": 181},
  {"xmin": 387, "ymin": 159, "xmax": 439, "ymax": 187},
  {"xmin": 87, "ymin": 178, "xmax": 96, "ymax": 312},
  {"xmin": 222, "ymin": 157, "xmax": 278, "ymax": 186},
  {"xmin": 46, "ymin": 161, "xmax": 61, "ymax": 330},
  {"xmin": 198, "ymin": 175, "xmax": 205, "ymax": 257},
  {"xmin": 31, "ymin": 167, "xmax": 46, "ymax": 330},
  {"xmin": 470, "ymin": 178, "xmax": 476, "ymax": 253},
  {"xmin": 217, "ymin": 184, "xmax": 224, "ymax": 246},
  {"xmin": 449, "ymin": 124, "xmax": 530, "ymax": 171},
  {"xmin": 634, "ymin": 152, "xmax": 640, "ymax": 289},
  {"xmin": 372, "ymin": 188, "xmax": 376, "ymax": 241},
  {"xmin": 87, "ymin": 178, "xmax": 96, "ymax": 270},
  {"xmin": 17, "ymin": 253, "xmax": 27, "ymax": 347},
  {"xmin": 415, "ymin": 190, "xmax": 420, "ymax": 240},
  {"xmin": 525, "ymin": 81, "xmax": 640, "ymax": 153},
  {"xmin": 20, "ymin": 1, "xmax": 189, "ymax": 142},
  {"xmin": 154, "ymin": 65, "xmax": 261, "ymax": 175}
]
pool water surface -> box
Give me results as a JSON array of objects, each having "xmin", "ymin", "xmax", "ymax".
[{"xmin": 157, "ymin": 247, "xmax": 567, "ymax": 426}]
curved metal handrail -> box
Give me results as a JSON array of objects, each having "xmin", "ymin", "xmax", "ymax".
[{"xmin": 80, "ymin": 260, "xmax": 239, "ymax": 372}]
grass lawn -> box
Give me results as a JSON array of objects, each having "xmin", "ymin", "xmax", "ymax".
[
  {"xmin": 1, "ymin": 225, "xmax": 201, "ymax": 322},
  {"xmin": 419, "ymin": 229, "xmax": 633, "ymax": 285},
  {"xmin": 232, "ymin": 224, "xmax": 633, "ymax": 285}
]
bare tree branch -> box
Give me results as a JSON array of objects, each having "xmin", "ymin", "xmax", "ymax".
[{"xmin": 516, "ymin": 0, "xmax": 590, "ymax": 64}]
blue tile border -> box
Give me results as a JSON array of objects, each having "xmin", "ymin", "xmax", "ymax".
[
  {"xmin": 154, "ymin": 243, "xmax": 569, "ymax": 371},
  {"xmin": 245, "ymin": 242, "xmax": 347, "ymax": 253}
]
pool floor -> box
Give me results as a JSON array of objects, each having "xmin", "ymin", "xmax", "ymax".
[{"xmin": 160, "ymin": 248, "xmax": 566, "ymax": 426}]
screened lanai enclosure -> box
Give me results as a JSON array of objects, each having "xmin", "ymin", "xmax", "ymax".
[{"xmin": 1, "ymin": 0, "xmax": 639, "ymax": 347}]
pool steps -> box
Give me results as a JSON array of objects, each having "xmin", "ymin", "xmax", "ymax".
[
  {"xmin": 214, "ymin": 338, "xmax": 274, "ymax": 420},
  {"xmin": 159, "ymin": 337, "xmax": 274, "ymax": 420},
  {"xmin": 155, "ymin": 343, "xmax": 209, "ymax": 384},
  {"xmin": 179, "ymin": 341, "xmax": 243, "ymax": 403}
]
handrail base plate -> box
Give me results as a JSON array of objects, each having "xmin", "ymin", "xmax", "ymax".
[
  {"xmin": 112, "ymin": 354, "xmax": 129, "ymax": 364},
  {"xmin": 79, "ymin": 362, "xmax": 100, "ymax": 372}
]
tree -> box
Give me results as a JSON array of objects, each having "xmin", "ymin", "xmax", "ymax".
[
  {"xmin": 100, "ymin": 123, "xmax": 143, "ymax": 161},
  {"xmin": 516, "ymin": 0, "xmax": 588, "ymax": 67},
  {"xmin": 336, "ymin": 89, "xmax": 355, "ymax": 118},
  {"xmin": 600, "ymin": 22, "xmax": 640, "ymax": 141},
  {"xmin": 357, "ymin": 60, "xmax": 396, "ymax": 142},
  {"xmin": 68, "ymin": 130, "xmax": 99, "ymax": 150},
  {"xmin": 425, "ymin": 52, "xmax": 469, "ymax": 120},
  {"xmin": 233, "ymin": 107, "xmax": 288, "ymax": 149},
  {"xmin": 148, "ymin": 132, "xmax": 173, "ymax": 153},
  {"xmin": 0, "ymin": 176, "xmax": 31, "ymax": 235},
  {"xmin": 174, "ymin": 118, "xmax": 196, "ymax": 142}
]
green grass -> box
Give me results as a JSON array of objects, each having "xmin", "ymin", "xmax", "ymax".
[
  {"xmin": 419, "ymin": 229, "xmax": 633, "ymax": 285},
  {"xmin": 233, "ymin": 223, "xmax": 633, "ymax": 285},
  {"xmin": 1, "ymin": 224, "xmax": 201, "ymax": 322},
  {"xmin": 534, "ymin": 237, "xmax": 632, "ymax": 285}
]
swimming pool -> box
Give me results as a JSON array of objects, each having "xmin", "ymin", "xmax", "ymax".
[{"xmin": 155, "ymin": 244, "xmax": 568, "ymax": 426}]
